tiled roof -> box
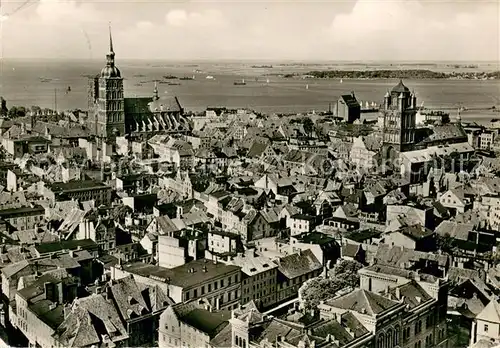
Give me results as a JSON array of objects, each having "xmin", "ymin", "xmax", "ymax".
[
  {"xmin": 54, "ymin": 294, "xmax": 128, "ymax": 347},
  {"xmin": 388, "ymin": 281, "xmax": 432, "ymax": 309},
  {"xmin": 276, "ymin": 249, "xmax": 322, "ymax": 279},
  {"xmin": 179, "ymin": 308, "xmax": 230, "ymax": 337},
  {"xmin": 109, "ymin": 276, "xmax": 151, "ymax": 320},
  {"xmin": 324, "ymin": 288, "xmax": 399, "ymax": 316},
  {"xmin": 340, "ymin": 94, "xmax": 360, "ymax": 108},
  {"xmin": 155, "ymin": 215, "xmax": 179, "ymax": 236},
  {"xmin": 247, "ymin": 141, "xmax": 268, "ymax": 158},
  {"xmin": 256, "ymin": 318, "xmax": 301, "ymax": 344},
  {"xmin": 435, "ymin": 221, "xmax": 474, "ymax": 240},
  {"xmin": 148, "ymin": 96, "xmax": 183, "ymax": 113},
  {"xmin": 375, "ymin": 244, "xmax": 449, "ymax": 268}
]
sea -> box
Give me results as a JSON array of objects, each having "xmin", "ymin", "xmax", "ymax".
[{"xmin": 0, "ymin": 59, "xmax": 499, "ymax": 123}]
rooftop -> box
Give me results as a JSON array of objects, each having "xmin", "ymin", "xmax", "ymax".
[
  {"xmin": 50, "ymin": 180, "xmax": 108, "ymax": 192},
  {"xmin": 120, "ymin": 259, "xmax": 240, "ymax": 289},
  {"xmin": 179, "ymin": 308, "xmax": 230, "ymax": 337}
]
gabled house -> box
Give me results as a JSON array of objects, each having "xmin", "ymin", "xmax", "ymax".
[
  {"xmin": 439, "ymin": 186, "xmax": 474, "ymax": 215},
  {"xmin": 470, "ymin": 299, "xmax": 500, "ymax": 348},
  {"xmin": 53, "ymin": 293, "xmax": 129, "ymax": 347},
  {"xmin": 246, "ymin": 141, "xmax": 275, "ymax": 160},
  {"xmin": 275, "ymin": 249, "xmax": 322, "ymax": 303},
  {"xmin": 383, "ymin": 224, "xmax": 436, "ymax": 252},
  {"xmin": 105, "ymin": 276, "xmax": 172, "ymax": 347},
  {"xmin": 158, "ymin": 299, "xmax": 230, "ymax": 348}
]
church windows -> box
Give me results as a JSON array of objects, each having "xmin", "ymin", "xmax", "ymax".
[
  {"xmin": 378, "ymin": 333, "xmax": 385, "ymax": 348},
  {"xmin": 386, "ymin": 330, "xmax": 393, "ymax": 348},
  {"xmin": 394, "ymin": 326, "xmax": 400, "ymax": 346}
]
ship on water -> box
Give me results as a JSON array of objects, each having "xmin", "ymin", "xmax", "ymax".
[
  {"xmin": 180, "ymin": 75, "xmax": 195, "ymax": 80},
  {"xmin": 234, "ymin": 79, "xmax": 246, "ymax": 86},
  {"xmin": 206, "ymin": 75, "xmax": 215, "ymax": 80}
]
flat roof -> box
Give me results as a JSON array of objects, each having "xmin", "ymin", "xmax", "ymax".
[
  {"xmin": 34, "ymin": 239, "xmax": 98, "ymax": 254},
  {"xmin": 121, "ymin": 259, "xmax": 240, "ymax": 289},
  {"xmin": 50, "ymin": 180, "xmax": 109, "ymax": 192},
  {"xmin": 0, "ymin": 205, "xmax": 44, "ymax": 217}
]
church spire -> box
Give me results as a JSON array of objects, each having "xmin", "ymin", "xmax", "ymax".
[
  {"xmin": 109, "ymin": 22, "xmax": 114, "ymax": 54},
  {"xmin": 106, "ymin": 22, "xmax": 115, "ymax": 67}
]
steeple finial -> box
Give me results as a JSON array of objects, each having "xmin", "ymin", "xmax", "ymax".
[{"xmin": 109, "ymin": 22, "xmax": 114, "ymax": 54}]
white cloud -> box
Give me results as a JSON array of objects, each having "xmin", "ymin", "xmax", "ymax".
[
  {"xmin": 165, "ymin": 9, "xmax": 226, "ymax": 28},
  {"xmin": 328, "ymin": 0, "xmax": 500, "ymax": 61},
  {"xmin": 166, "ymin": 9, "xmax": 188, "ymax": 26},
  {"xmin": 136, "ymin": 21, "xmax": 154, "ymax": 30}
]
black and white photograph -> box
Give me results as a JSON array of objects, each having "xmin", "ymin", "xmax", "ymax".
[{"xmin": 0, "ymin": 0, "xmax": 498, "ymax": 347}]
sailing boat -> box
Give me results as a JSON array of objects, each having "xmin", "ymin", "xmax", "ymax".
[
  {"xmin": 340, "ymin": 78, "xmax": 343, "ymax": 84},
  {"xmin": 305, "ymin": 84, "xmax": 309, "ymax": 90},
  {"xmin": 266, "ymin": 78, "xmax": 270, "ymax": 84}
]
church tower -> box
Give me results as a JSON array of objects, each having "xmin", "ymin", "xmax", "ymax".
[
  {"xmin": 89, "ymin": 25, "xmax": 125, "ymax": 138},
  {"xmin": 381, "ymin": 80, "xmax": 417, "ymax": 162}
]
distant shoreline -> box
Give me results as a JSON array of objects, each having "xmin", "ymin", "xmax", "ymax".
[{"xmin": 269, "ymin": 69, "xmax": 500, "ymax": 80}]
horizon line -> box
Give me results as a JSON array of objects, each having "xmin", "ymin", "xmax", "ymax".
[{"xmin": 1, "ymin": 57, "xmax": 499, "ymax": 64}]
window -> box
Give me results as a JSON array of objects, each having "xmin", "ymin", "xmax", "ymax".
[
  {"xmin": 201, "ymin": 286, "xmax": 205, "ymax": 295},
  {"xmin": 193, "ymin": 289, "xmax": 198, "ymax": 297},
  {"xmin": 394, "ymin": 326, "xmax": 400, "ymax": 346},
  {"xmin": 378, "ymin": 333, "xmax": 385, "ymax": 348},
  {"xmin": 415, "ymin": 320, "xmax": 422, "ymax": 334},
  {"xmin": 403, "ymin": 327, "xmax": 411, "ymax": 341},
  {"xmin": 386, "ymin": 329, "xmax": 393, "ymax": 348},
  {"xmin": 485, "ymin": 324, "xmax": 489, "ymax": 332}
]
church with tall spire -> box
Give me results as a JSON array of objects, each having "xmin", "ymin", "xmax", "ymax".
[{"xmin": 87, "ymin": 25, "xmax": 190, "ymax": 139}]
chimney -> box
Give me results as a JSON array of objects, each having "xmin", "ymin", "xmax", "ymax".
[
  {"xmin": 395, "ymin": 287, "xmax": 401, "ymax": 300},
  {"xmin": 105, "ymin": 286, "xmax": 112, "ymax": 301},
  {"xmin": 336, "ymin": 313, "xmax": 342, "ymax": 323}
]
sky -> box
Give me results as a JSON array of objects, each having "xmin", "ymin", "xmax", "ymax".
[{"xmin": 0, "ymin": 0, "xmax": 499, "ymax": 61}]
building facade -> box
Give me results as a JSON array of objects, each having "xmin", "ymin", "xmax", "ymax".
[{"xmin": 381, "ymin": 80, "xmax": 418, "ymax": 162}]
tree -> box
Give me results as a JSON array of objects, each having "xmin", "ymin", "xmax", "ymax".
[
  {"xmin": 8, "ymin": 106, "xmax": 26, "ymax": 118},
  {"xmin": 302, "ymin": 117, "xmax": 314, "ymax": 137},
  {"xmin": 299, "ymin": 259, "xmax": 363, "ymax": 310},
  {"xmin": 331, "ymin": 259, "xmax": 363, "ymax": 288},
  {"xmin": 0, "ymin": 97, "xmax": 7, "ymax": 117},
  {"xmin": 299, "ymin": 277, "xmax": 343, "ymax": 311},
  {"xmin": 437, "ymin": 233, "xmax": 454, "ymax": 253}
]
